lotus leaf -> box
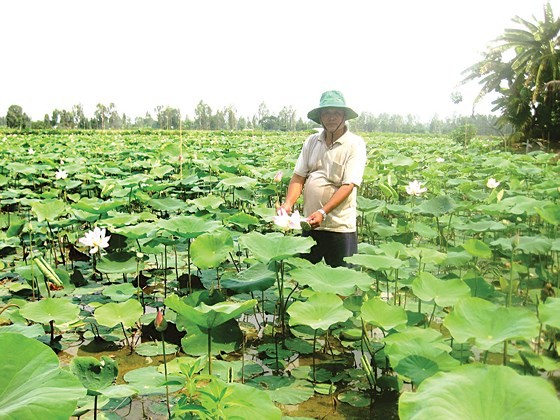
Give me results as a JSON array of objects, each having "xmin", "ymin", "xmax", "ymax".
[
  {"xmin": 539, "ymin": 297, "xmax": 560, "ymax": 329},
  {"xmin": 399, "ymin": 364, "xmax": 560, "ymax": 419},
  {"xmin": 31, "ymin": 199, "xmax": 67, "ymax": 222},
  {"xmin": 416, "ymin": 195, "xmax": 457, "ymax": 217},
  {"xmin": 288, "ymin": 292, "xmax": 352, "ymax": 331},
  {"xmin": 411, "ymin": 273, "xmax": 471, "ymax": 307},
  {"xmin": 290, "ymin": 263, "xmax": 373, "ymax": 296},
  {"xmin": 360, "ymin": 297, "xmax": 408, "ymax": 331},
  {"xmin": 94, "ymin": 299, "xmax": 143, "ymax": 328},
  {"xmin": 0, "ymin": 333, "xmax": 86, "ymax": 419},
  {"xmin": 345, "ymin": 254, "xmax": 404, "ymax": 271},
  {"xmin": 96, "ymin": 251, "xmax": 142, "ymax": 274},
  {"xmin": 221, "ymin": 263, "xmax": 276, "ymax": 293},
  {"xmin": 19, "ymin": 297, "xmax": 80, "ymax": 325},
  {"xmin": 191, "ymin": 229, "xmax": 234, "ymax": 269},
  {"xmin": 461, "ymin": 238, "xmax": 492, "ymax": 258},
  {"xmin": 443, "ymin": 297, "xmax": 539, "ymax": 350},
  {"xmin": 238, "ymin": 231, "xmax": 315, "ymax": 262}
]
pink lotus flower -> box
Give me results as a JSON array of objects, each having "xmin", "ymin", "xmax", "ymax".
[{"xmin": 273, "ymin": 171, "xmax": 283, "ymax": 183}]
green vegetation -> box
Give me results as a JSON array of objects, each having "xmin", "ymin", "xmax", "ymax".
[{"xmin": 0, "ymin": 130, "xmax": 558, "ymax": 418}]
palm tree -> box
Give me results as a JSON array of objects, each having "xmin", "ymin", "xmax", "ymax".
[{"xmin": 462, "ymin": 2, "xmax": 560, "ymax": 146}]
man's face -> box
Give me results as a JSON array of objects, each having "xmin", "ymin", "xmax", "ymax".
[{"xmin": 320, "ymin": 108, "xmax": 345, "ymax": 132}]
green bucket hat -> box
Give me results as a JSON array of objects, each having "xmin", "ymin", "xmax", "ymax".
[{"xmin": 307, "ymin": 90, "xmax": 359, "ymax": 124}]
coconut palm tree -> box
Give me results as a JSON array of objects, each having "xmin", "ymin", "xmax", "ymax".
[{"xmin": 463, "ymin": 2, "xmax": 560, "ymax": 146}]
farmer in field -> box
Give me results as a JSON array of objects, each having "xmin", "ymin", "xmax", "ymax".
[{"xmin": 279, "ymin": 90, "xmax": 367, "ymax": 267}]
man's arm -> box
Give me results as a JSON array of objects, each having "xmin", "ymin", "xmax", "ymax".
[{"xmin": 280, "ymin": 174, "xmax": 306, "ymax": 214}]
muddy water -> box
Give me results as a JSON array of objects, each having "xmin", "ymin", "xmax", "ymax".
[{"xmin": 59, "ymin": 336, "xmax": 399, "ymax": 419}]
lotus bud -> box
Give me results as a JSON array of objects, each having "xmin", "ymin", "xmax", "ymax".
[{"xmin": 155, "ymin": 309, "xmax": 168, "ymax": 332}]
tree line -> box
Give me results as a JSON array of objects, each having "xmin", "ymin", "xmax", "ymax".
[{"xmin": 1, "ymin": 100, "xmax": 504, "ymax": 137}]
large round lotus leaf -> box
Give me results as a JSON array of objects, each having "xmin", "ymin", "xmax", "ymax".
[
  {"xmin": 165, "ymin": 294, "xmax": 257, "ymax": 329},
  {"xmin": 384, "ymin": 328, "xmax": 459, "ymax": 373},
  {"xmin": 70, "ymin": 356, "xmax": 118, "ymax": 392},
  {"xmin": 287, "ymin": 292, "xmax": 352, "ymax": 331},
  {"xmin": 158, "ymin": 215, "xmax": 221, "ymax": 238},
  {"xmin": 180, "ymin": 318, "xmax": 243, "ymax": 356},
  {"xmin": 191, "ymin": 230, "xmax": 234, "ymax": 269},
  {"xmin": 217, "ymin": 176, "xmax": 257, "ymax": 188},
  {"xmin": 360, "ymin": 297, "xmax": 408, "ymax": 331},
  {"xmin": 113, "ymin": 222, "xmax": 158, "ymax": 240},
  {"xmin": 71, "ymin": 197, "xmax": 127, "ymax": 214},
  {"xmin": 461, "ymin": 238, "xmax": 492, "ymax": 258},
  {"xmin": 96, "ymin": 251, "xmax": 142, "ymax": 274},
  {"xmin": 123, "ymin": 366, "xmax": 183, "ymax": 396},
  {"xmin": 31, "ymin": 199, "xmax": 67, "ymax": 222},
  {"xmin": 443, "ymin": 297, "xmax": 539, "ymax": 351},
  {"xmin": 344, "ymin": 254, "xmax": 404, "ymax": 271},
  {"xmin": 102, "ymin": 282, "xmax": 136, "ymax": 302},
  {"xmin": 290, "ymin": 263, "xmax": 373, "ymax": 295},
  {"xmin": 455, "ymin": 220, "xmax": 507, "ymax": 232},
  {"xmin": 395, "ymin": 355, "xmax": 440, "ymax": 385},
  {"xmin": 227, "ymin": 212, "xmax": 260, "ymax": 230},
  {"xmin": 246, "ymin": 376, "xmax": 314, "ymax": 405},
  {"xmin": 221, "ymin": 263, "xmax": 276, "ymax": 293},
  {"xmin": 411, "ymin": 272, "xmax": 471, "ymax": 307},
  {"xmin": 399, "ymin": 364, "xmax": 560, "ymax": 419},
  {"xmin": 191, "ymin": 194, "xmax": 225, "ymax": 210},
  {"xmin": 416, "ymin": 195, "xmax": 457, "ymax": 217},
  {"xmin": 539, "ymin": 297, "xmax": 560, "ymax": 329},
  {"xmin": 94, "ymin": 299, "xmax": 143, "ymax": 328},
  {"xmin": 516, "ymin": 235, "xmax": 553, "ymax": 255},
  {"xmin": 19, "ymin": 297, "xmax": 80, "ymax": 325},
  {"xmin": 135, "ymin": 341, "xmax": 179, "ymax": 357},
  {"xmin": 238, "ymin": 231, "xmax": 315, "ymax": 262},
  {"xmin": 0, "ymin": 333, "xmax": 86, "ymax": 419}
]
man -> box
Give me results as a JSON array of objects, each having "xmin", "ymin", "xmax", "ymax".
[{"xmin": 280, "ymin": 90, "xmax": 367, "ymax": 267}]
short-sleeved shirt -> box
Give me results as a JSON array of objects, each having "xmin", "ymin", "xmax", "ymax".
[{"xmin": 293, "ymin": 129, "xmax": 367, "ymax": 232}]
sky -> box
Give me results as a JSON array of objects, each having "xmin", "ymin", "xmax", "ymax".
[{"xmin": 1, "ymin": 0, "xmax": 553, "ymax": 123}]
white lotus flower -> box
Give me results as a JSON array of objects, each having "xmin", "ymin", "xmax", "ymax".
[
  {"xmin": 406, "ymin": 180, "xmax": 427, "ymax": 196},
  {"xmin": 273, "ymin": 171, "xmax": 283, "ymax": 183},
  {"xmin": 79, "ymin": 227, "xmax": 111, "ymax": 254},
  {"xmin": 55, "ymin": 169, "xmax": 68, "ymax": 180},
  {"xmin": 486, "ymin": 178, "xmax": 500, "ymax": 189},
  {"xmin": 436, "ymin": 157, "xmax": 445, "ymax": 163},
  {"xmin": 273, "ymin": 208, "xmax": 307, "ymax": 230},
  {"xmin": 28, "ymin": 147, "xmax": 35, "ymax": 155}
]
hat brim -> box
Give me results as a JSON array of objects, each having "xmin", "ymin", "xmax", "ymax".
[{"xmin": 307, "ymin": 106, "xmax": 359, "ymax": 124}]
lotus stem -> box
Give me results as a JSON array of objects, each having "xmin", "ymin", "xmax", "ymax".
[
  {"xmin": 161, "ymin": 332, "xmax": 171, "ymax": 418},
  {"xmin": 207, "ymin": 327, "xmax": 212, "ymax": 374},
  {"xmin": 312, "ymin": 329, "xmax": 318, "ymax": 383},
  {"xmin": 426, "ymin": 302, "xmax": 437, "ymax": 329},
  {"xmin": 121, "ymin": 322, "xmax": 131, "ymax": 350}
]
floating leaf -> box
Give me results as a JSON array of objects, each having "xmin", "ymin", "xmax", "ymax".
[
  {"xmin": 19, "ymin": 297, "xmax": 80, "ymax": 325},
  {"xmin": 94, "ymin": 299, "xmax": 143, "ymax": 328}
]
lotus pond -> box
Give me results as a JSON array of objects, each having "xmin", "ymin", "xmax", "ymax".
[{"xmin": 0, "ymin": 130, "xmax": 559, "ymax": 419}]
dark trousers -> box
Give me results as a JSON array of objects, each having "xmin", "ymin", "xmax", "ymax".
[{"xmin": 301, "ymin": 230, "xmax": 358, "ymax": 268}]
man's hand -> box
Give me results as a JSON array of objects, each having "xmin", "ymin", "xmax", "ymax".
[{"xmin": 307, "ymin": 210, "xmax": 325, "ymax": 228}]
